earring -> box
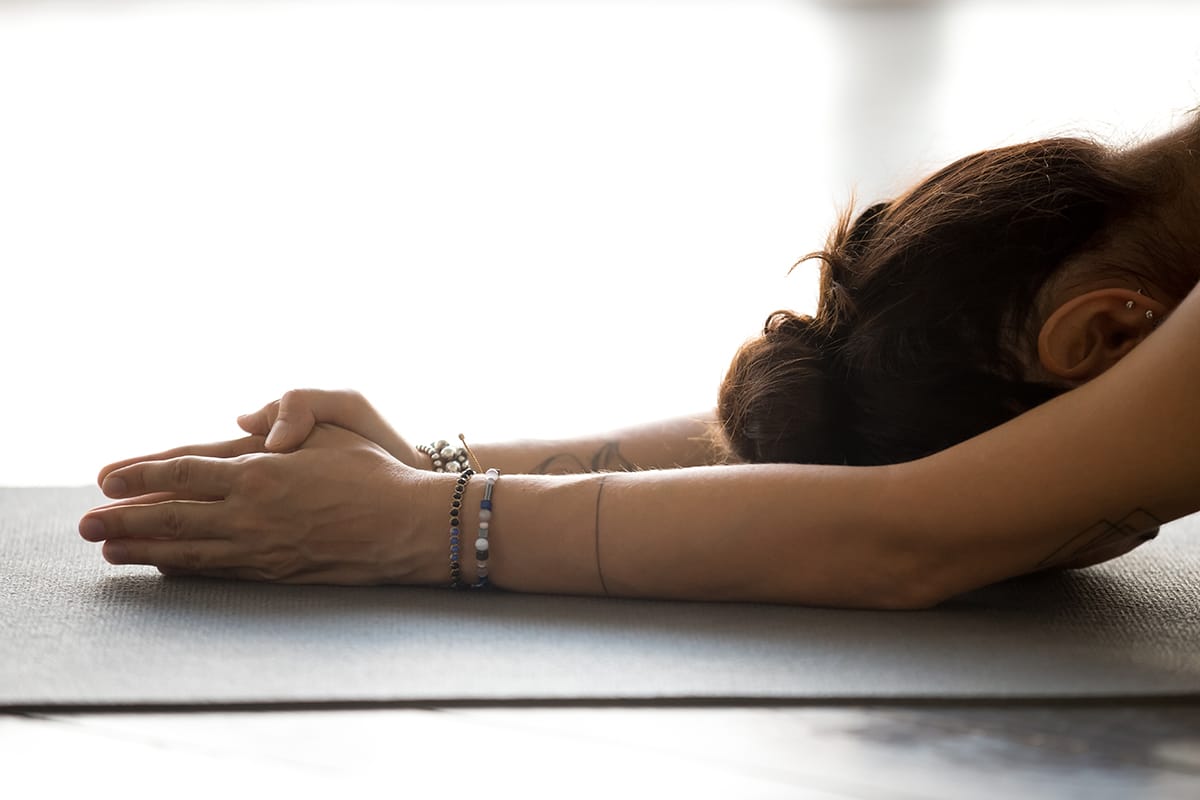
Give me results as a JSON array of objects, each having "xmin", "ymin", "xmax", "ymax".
[
  {"xmin": 1126, "ymin": 300, "xmax": 1135, "ymax": 309},
  {"xmin": 1146, "ymin": 309, "xmax": 1155, "ymax": 322}
]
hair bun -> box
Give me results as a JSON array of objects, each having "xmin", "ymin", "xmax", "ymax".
[{"xmin": 718, "ymin": 311, "xmax": 850, "ymax": 465}]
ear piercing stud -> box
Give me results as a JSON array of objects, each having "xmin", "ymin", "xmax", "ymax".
[
  {"xmin": 1125, "ymin": 290, "xmax": 1163, "ymax": 329},
  {"xmin": 1127, "ymin": 293, "xmax": 1162, "ymax": 329}
]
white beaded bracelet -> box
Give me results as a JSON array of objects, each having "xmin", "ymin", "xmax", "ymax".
[{"xmin": 473, "ymin": 468, "xmax": 499, "ymax": 589}]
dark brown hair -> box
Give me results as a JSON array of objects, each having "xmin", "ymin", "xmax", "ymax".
[{"xmin": 719, "ymin": 129, "xmax": 1199, "ymax": 466}]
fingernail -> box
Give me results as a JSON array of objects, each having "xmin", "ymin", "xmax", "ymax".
[
  {"xmin": 102, "ymin": 476, "xmax": 127, "ymax": 496},
  {"xmin": 104, "ymin": 542, "xmax": 127, "ymax": 564},
  {"xmin": 265, "ymin": 422, "xmax": 287, "ymax": 449},
  {"xmin": 80, "ymin": 517, "xmax": 106, "ymax": 541}
]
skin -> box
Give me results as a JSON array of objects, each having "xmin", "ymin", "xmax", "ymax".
[
  {"xmin": 77, "ymin": 280, "xmax": 1200, "ymax": 607},
  {"xmin": 230, "ymin": 390, "xmax": 721, "ymax": 475},
  {"xmin": 78, "ymin": 120, "xmax": 1200, "ymax": 608}
]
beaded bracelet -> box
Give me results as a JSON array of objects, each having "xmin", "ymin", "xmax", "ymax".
[
  {"xmin": 447, "ymin": 468, "xmax": 475, "ymax": 589},
  {"xmin": 473, "ymin": 468, "xmax": 500, "ymax": 589}
]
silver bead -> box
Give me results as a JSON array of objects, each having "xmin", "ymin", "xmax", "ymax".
[
  {"xmin": 475, "ymin": 538, "xmax": 489, "ymax": 551},
  {"xmin": 439, "ymin": 445, "xmax": 457, "ymax": 460},
  {"xmin": 445, "ymin": 460, "xmax": 461, "ymax": 473}
]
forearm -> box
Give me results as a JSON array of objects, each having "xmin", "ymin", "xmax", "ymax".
[
  {"xmin": 903, "ymin": 281, "xmax": 1200, "ymax": 599},
  {"xmin": 237, "ymin": 390, "xmax": 722, "ymax": 476},
  {"xmin": 466, "ymin": 411, "xmax": 722, "ymax": 475},
  {"xmin": 445, "ymin": 282, "xmax": 1200, "ymax": 608},
  {"xmin": 440, "ymin": 461, "xmax": 920, "ymax": 608}
]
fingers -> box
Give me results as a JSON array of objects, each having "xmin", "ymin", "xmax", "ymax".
[
  {"xmin": 295, "ymin": 389, "xmax": 411, "ymax": 461},
  {"xmin": 240, "ymin": 389, "xmax": 372, "ymax": 454},
  {"xmin": 237, "ymin": 391, "xmax": 320, "ymax": 452},
  {"xmin": 99, "ymin": 456, "xmax": 238, "ymax": 500},
  {"xmin": 264, "ymin": 390, "xmax": 319, "ymax": 451},
  {"xmin": 81, "ymin": 499, "xmax": 226, "ymax": 542},
  {"xmin": 158, "ymin": 565, "xmax": 371, "ymax": 584},
  {"xmin": 103, "ymin": 538, "xmax": 242, "ymax": 572},
  {"xmin": 90, "ymin": 491, "xmax": 201, "ymax": 510},
  {"xmin": 158, "ymin": 566, "xmax": 288, "ymax": 581},
  {"xmin": 97, "ymin": 436, "xmax": 265, "ymax": 487},
  {"xmin": 236, "ymin": 403, "xmax": 275, "ymax": 436}
]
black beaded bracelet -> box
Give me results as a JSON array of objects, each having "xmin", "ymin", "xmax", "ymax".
[{"xmin": 448, "ymin": 468, "xmax": 475, "ymax": 589}]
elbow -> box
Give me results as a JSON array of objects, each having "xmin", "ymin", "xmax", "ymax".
[
  {"xmin": 876, "ymin": 578, "xmax": 948, "ymax": 611},
  {"xmin": 870, "ymin": 547, "xmax": 955, "ymax": 611},
  {"xmin": 870, "ymin": 491, "xmax": 960, "ymax": 610}
]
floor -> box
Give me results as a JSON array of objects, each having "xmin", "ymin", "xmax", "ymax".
[{"xmin": 4, "ymin": 704, "xmax": 1199, "ymax": 798}]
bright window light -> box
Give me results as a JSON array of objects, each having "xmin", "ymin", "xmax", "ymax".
[{"xmin": 1, "ymin": 0, "xmax": 1197, "ymax": 485}]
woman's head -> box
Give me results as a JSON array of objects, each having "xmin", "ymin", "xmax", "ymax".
[{"xmin": 719, "ymin": 117, "xmax": 1200, "ymax": 466}]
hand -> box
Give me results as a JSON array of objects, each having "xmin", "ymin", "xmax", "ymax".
[
  {"xmin": 96, "ymin": 435, "xmax": 267, "ymax": 503},
  {"xmin": 79, "ymin": 425, "xmax": 445, "ymax": 585},
  {"xmin": 237, "ymin": 389, "xmax": 425, "ymax": 468}
]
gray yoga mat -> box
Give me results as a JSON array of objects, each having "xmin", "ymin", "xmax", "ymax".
[{"xmin": 2, "ymin": 486, "xmax": 1199, "ymax": 708}]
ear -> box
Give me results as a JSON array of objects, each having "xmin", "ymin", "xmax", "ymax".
[{"xmin": 1037, "ymin": 288, "xmax": 1166, "ymax": 382}]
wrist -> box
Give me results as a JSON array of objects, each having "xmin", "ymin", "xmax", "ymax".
[
  {"xmin": 412, "ymin": 443, "xmax": 436, "ymax": 471},
  {"xmin": 381, "ymin": 468, "xmax": 462, "ymax": 587},
  {"xmin": 419, "ymin": 469, "xmax": 490, "ymax": 589}
]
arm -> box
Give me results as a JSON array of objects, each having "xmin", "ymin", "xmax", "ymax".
[
  {"xmin": 470, "ymin": 412, "xmax": 722, "ymax": 474},
  {"xmin": 82, "ymin": 286, "xmax": 1200, "ymax": 608},
  {"xmin": 896, "ymin": 278, "xmax": 1200, "ymax": 598},
  {"xmin": 429, "ymin": 280, "xmax": 1200, "ymax": 606},
  {"xmin": 229, "ymin": 389, "xmax": 721, "ymax": 473}
]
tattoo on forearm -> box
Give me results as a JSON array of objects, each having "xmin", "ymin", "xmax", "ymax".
[
  {"xmin": 531, "ymin": 441, "xmax": 637, "ymax": 475},
  {"xmin": 1036, "ymin": 508, "xmax": 1163, "ymax": 568},
  {"xmin": 590, "ymin": 441, "xmax": 637, "ymax": 473},
  {"xmin": 531, "ymin": 453, "xmax": 588, "ymax": 474}
]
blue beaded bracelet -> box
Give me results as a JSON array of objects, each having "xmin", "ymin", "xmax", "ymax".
[{"xmin": 472, "ymin": 468, "xmax": 500, "ymax": 589}]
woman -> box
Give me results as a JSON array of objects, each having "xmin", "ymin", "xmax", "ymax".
[{"xmin": 79, "ymin": 114, "xmax": 1200, "ymax": 608}]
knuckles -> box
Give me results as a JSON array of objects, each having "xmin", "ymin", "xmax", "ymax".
[
  {"xmin": 275, "ymin": 391, "xmax": 300, "ymax": 420},
  {"xmin": 282, "ymin": 386, "xmax": 370, "ymax": 417},
  {"xmin": 161, "ymin": 505, "xmax": 188, "ymax": 538},
  {"xmin": 337, "ymin": 388, "xmax": 367, "ymax": 409},
  {"xmin": 169, "ymin": 458, "xmax": 193, "ymax": 490},
  {"xmin": 233, "ymin": 454, "xmax": 286, "ymax": 499},
  {"xmin": 259, "ymin": 551, "xmax": 297, "ymax": 581},
  {"xmin": 177, "ymin": 543, "xmax": 205, "ymax": 572}
]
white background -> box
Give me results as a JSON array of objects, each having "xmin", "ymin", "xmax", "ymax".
[{"xmin": 2, "ymin": 0, "xmax": 1198, "ymax": 485}]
